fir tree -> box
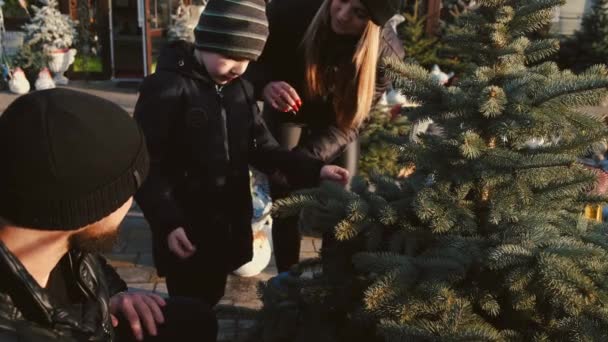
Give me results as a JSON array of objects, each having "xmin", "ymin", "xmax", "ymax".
[
  {"xmin": 559, "ymin": 0, "xmax": 608, "ymax": 71},
  {"xmin": 260, "ymin": 0, "xmax": 608, "ymax": 340},
  {"xmin": 398, "ymin": 0, "xmax": 442, "ymax": 69},
  {"xmin": 580, "ymin": 0, "xmax": 608, "ymax": 58},
  {"xmin": 21, "ymin": 0, "xmax": 77, "ymax": 52},
  {"xmin": 358, "ymin": 103, "xmax": 412, "ymax": 179}
]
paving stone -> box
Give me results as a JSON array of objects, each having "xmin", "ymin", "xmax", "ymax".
[
  {"xmin": 257, "ymin": 266, "xmax": 277, "ymax": 282},
  {"xmin": 127, "ymin": 225, "xmax": 152, "ymax": 240},
  {"xmin": 104, "ymin": 253, "xmax": 138, "ymax": 267},
  {"xmin": 300, "ymin": 238, "xmax": 315, "ymax": 253},
  {"xmin": 225, "ymin": 276, "xmax": 261, "ymax": 303},
  {"xmin": 136, "ymin": 253, "xmax": 155, "ymax": 267},
  {"xmin": 115, "ymin": 266, "xmax": 154, "ymax": 283},
  {"xmin": 154, "ymin": 282, "xmax": 168, "ymax": 295},
  {"xmin": 215, "ymin": 304, "xmax": 240, "ymax": 319},
  {"xmin": 128, "ymin": 283, "xmax": 155, "ymax": 292},
  {"xmin": 238, "ymin": 319, "xmax": 257, "ymax": 330},
  {"xmin": 111, "ymin": 238, "xmax": 128, "ymax": 253},
  {"xmin": 218, "ymin": 298, "xmax": 234, "ymax": 306},
  {"xmin": 300, "ymin": 251, "xmax": 319, "ymax": 260},
  {"xmin": 124, "ymin": 237, "xmax": 153, "ymax": 253},
  {"xmin": 217, "ymin": 319, "xmax": 236, "ymax": 342},
  {"xmin": 235, "ymin": 299, "xmax": 263, "ymax": 311},
  {"xmin": 236, "ymin": 320, "xmax": 258, "ymax": 341},
  {"xmin": 311, "ymin": 238, "xmax": 322, "ymax": 252}
]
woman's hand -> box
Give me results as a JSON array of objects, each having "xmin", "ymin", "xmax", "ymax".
[
  {"xmin": 263, "ymin": 81, "xmax": 302, "ymax": 113},
  {"xmin": 320, "ymin": 165, "xmax": 350, "ymax": 186}
]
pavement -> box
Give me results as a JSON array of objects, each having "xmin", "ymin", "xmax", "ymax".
[
  {"xmin": 0, "ymin": 81, "xmax": 322, "ymax": 342},
  {"xmin": 110, "ymin": 209, "xmax": 321, "ymax": 342}
]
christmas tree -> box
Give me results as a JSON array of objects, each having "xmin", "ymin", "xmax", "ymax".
[
  {"xmin": 358, "ymin": 97, "xmax": 412, "ymax": 179},
  {"xmin": 559, "ymin": 0, "xmax": 608, "ymax": 71},
  {"xmin": 21, "ymin": 0, "xmax": 77, "ymax": 51},
  {"xmin": 259, "ymin": 0, "xmax": 608, "ymax": 340},
  {"xmin": 398, "ymin": 0, "xmax": 442, "ymax": 68}
]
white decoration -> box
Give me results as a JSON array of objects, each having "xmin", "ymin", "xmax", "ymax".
[
  {"xmin": 8, "ymin": 67, "xmax": 30, "ymax": 94},
  {"xmin": 387, "ymin": 14, "xmax": 405, "ymax": 35},
  {"xmin": 233, "ymin": 168, "xmax": 274, "ymax": 277},
  {"xmin": 34, "ymin": 67, "xmax": 55, "ymax": 90},
  {"xmin": 430, "ymin": 64, "xmax": 455, "ymax": 86},
  {"xmin": 47, "ymin": 48, "xmax": 76, "ymax": 85},
  {"xmin": 233, "ymin": 217, "xmax": 273, "ymax": 277}
]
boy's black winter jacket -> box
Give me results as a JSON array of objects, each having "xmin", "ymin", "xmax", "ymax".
[{"xmin": 134, "ymin": 41, "xmax": 323, "ymax": 274}]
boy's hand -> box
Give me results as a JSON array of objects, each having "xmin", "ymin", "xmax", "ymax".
[
  {"xmin": 320, "ymin": 165, "xmax": 350, "ymax": 186},
  {"xmin": 167, "ymin": 227, "xmax": 196, "ymax": 259}
]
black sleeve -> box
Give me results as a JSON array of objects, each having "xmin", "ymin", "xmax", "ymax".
[
  {"xmin": 294, "ymin": 124, "xmax": 360, "ymax": 163},
  {"xmin": 249, "ymin": 104, "xmax": 323, "ymax": 189},
  {"xmin": 133, "ymin": 74, "xmax": 187, "ymax": 240},
  {"xmin": 97, "ymin": 255, "xmax": 128, "ymax": 296}
]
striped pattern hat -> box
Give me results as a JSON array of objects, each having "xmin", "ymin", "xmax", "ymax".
[{"xmin": 194, "ymin": 0, "xmax": 269, "ymax": 61}]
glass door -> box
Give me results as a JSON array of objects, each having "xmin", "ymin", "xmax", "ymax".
[
  {"xmin": 144, "ymin": 0, "xmax": 180, "ymax": 75},
  {"xmin": 110, "ymin": 0, "xmax": 145, "ymax": 78}
]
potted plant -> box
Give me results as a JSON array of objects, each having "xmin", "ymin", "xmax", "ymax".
[{"xmin": 21, "ymin": 0, "xmax": 77, "ymax": 85}]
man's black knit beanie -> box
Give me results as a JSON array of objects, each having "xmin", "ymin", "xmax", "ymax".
[{"xmin": 0, "ymin": 88, "xmax": 149, "ymax": 230}]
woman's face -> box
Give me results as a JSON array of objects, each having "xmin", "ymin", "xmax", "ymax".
[{"xmin": 329, "ymin": 0, "xmax": 370, "ymax": 36}]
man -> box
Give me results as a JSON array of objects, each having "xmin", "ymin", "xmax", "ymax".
[{"xmin": 0, "ymin": 88, "xmax": 217, "ymax": 341}]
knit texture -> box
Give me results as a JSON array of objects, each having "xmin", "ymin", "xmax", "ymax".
[
  {"xmin": 194, "ymin": 0, "xmax": 269, "ymax": 61},
  {"xmin": 0, "ymin": 89, "xmax": 149, "ymax": 230}
]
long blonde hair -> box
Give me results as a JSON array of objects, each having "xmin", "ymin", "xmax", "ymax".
[{"xmin": 302, "ymin": 0, "xmax": 380, "ymax": 130}]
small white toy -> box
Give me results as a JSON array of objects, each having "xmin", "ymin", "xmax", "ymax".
[
  {"xmin": 8, "ymin": 67, "xmax": 30, "ymax": 95},
  {"xmin": 35, "ymin": 67, "xmax": 56, "ymax": 90},
  {"xmin": 233, "ymin": 168, "xmax": 274, "ymax": 277},
  {"xmin": 430, "ymin": 64, "xmax": 455, "ymax": 86}
]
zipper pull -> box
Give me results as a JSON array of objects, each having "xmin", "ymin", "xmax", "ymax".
[{"xmin": 215, "ymin": 84, "xmax": 224, "ymax": 98}]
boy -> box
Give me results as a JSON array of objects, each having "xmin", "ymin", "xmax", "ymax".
[{"xmin": 134, "ymin": 0, "xmax": 349, "ymax": 306}]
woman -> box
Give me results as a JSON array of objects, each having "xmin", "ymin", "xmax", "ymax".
[{"xmin": 247, "ymin": 0, "xmax": 405, "ymax": 272}]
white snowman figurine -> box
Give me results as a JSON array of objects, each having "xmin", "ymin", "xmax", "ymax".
[{"xmin": 233, "ymin": 167, "xmax": 273, "ymax": 277}]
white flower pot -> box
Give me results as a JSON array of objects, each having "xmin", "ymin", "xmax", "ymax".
[{"xmin": 47, "ymin": 48, "xmax": 77, "ymax": 85}]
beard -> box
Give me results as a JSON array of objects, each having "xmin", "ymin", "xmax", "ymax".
[{"xmin": 68, "ymin": 224, "xmax": 120, "ymax": 254}]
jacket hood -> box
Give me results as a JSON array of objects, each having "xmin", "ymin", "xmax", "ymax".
[{"xmin": 156, "ymin": 40, "xmax": 214, "ymax": 85}]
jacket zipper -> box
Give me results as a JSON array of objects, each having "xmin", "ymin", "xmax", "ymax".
[
  {"xmin": 216, "ymin": 84, "xmax": 231, "ymax": 162},
  {"xmin": 215, "ymin": 85, "xmax": 234, "ymax": 238}
]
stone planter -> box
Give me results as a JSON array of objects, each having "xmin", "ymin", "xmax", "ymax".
[{"xmin": 47, "ymin": 48, "xmax": 77, "ymax": 85}]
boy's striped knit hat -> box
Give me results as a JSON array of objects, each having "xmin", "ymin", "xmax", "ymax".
[{"xmin": 194, "ymin": 0, "xmax": 269, "ymax": 61}]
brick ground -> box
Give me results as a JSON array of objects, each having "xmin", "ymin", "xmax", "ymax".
[{"xmin": 106, "ymin": 208, "xmax": 321, "ymax": 341}]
